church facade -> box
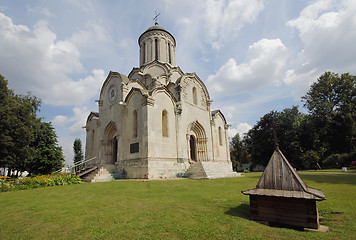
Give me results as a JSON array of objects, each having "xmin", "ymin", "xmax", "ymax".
[{"xmin": 84, "ymin": 24, "xmax": 238, "ymax": 180}]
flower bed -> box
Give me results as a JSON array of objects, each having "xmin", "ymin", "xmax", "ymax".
[{"xmin": 0, "ymin": 174, "xmax": 82, "ymax": 192}]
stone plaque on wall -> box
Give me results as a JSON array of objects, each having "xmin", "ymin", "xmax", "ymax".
[{"xmin": 130, "ymin": 143, "xmax": 139, "ymax": 153}]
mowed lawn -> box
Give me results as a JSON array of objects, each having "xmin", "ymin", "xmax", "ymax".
[{"xmin": 0, "ymin": 172, "xmax": 355, "ymax": 240}]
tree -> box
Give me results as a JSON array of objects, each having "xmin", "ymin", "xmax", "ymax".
[
  {"xmin": 27, "ymin": 122, "xmax": 64, "ymax": 175},
  {"xmin": 73, "ymin": 138, "xmax": 83, "ymax": 164},
  {"xmin": 0, "ymin": 74, "xmax": 64, "ymax": 176},
  {"xmin": 230, "ymin": 133, "xmax": 251, "ymax": 171},
  {"xmin": 0, "ymin": 74, "xmax": 41, "ymax": 175},
  {"xmin": 230, "ymin": 134, "xmax": 241, "ymax": 171},
  {"xmin": 244, "ymin": 106, "xmax": 304, "ymax": 168},
  {"xmin": 302, "ymin": 72, "xmax": 356, "ymax": 156}
]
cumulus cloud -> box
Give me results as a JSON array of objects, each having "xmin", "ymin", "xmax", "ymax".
[
  {"xmin": 52, "ymin": 106, "xmax": 90, "ymax": 136},
  {"xmin": 0, "ymin": 12, "xmax": 105, "ymax": 106},
  {"xmin": 162, "ymin": 0, "xmax": 265, "ymax": 72},
  {"xmin": 228, "ymin": 123, "xmax": 252, "ymax": 139},
  {"xmin": 207, "ymin": 38, "xmax": 288, "ymax": 97},
  {"xmin": 204, "ymin": 0, "xmax": 265, "ymax": 50},
  {"xmin": 285, "ymin": 0, "xmax": 356, "ymax": 96},
  {"xmin": 51, "ymin": 106, "xmax": 90, "ymax": 164}
]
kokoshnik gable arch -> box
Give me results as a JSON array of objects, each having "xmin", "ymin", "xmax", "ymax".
[{"xmin": 83, "ymin": 23, "xmax": 240, "ymax": 181}]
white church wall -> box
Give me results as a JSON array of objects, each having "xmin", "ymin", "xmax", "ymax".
[{"xmin": 212, "ymin": 115, "xmax": 230, "ymax": 162}]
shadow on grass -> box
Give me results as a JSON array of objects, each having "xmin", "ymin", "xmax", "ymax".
[
  {"xmin": 299, "ymin": 172, "xmax": 356, "ymax": 185},
  {"xmin": 225, "ymin": 203, "xmax": 251, "ymax": 220}
]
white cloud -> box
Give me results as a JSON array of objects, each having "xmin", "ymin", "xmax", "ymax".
[
  {"xmin": 27, "ymin": 6, "xmax": 54, "ymax": 17},
  {"xmin": 52, "ymin": 106, "xmax": 90, "ymax": 165},
  {"xmin": 52, "ymin": 106, "xmax": 90, "ymax": 136},
  {"xmin": 207, "ymin": 38, "xmax": 288, "ymax": 97},
  {"xmin": 0, "ymin": 12, "xmax": 106, "ymax": 106},
  {"xmin": 162, "ymin": 0, "xmax": 265, "ymax": 73},
  {"xmin": 228, "ymin": 123, "xmax": 252, "ymax": 138},
  {"xmin": 285, "ymin": 0, "xmax": 356, "ymax": 95},
  {"xmin": 51, "ymin": 115, "xmax": 69, "ymax": 126},
  {"xmin": 69, "ymin": 21, "xmax": 111, "ymax": 48},
  {"xmin": 205, "ymin": 0, "xmax": 265, "ymax": 50}
]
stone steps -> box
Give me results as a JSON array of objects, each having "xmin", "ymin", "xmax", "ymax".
[
  {"xmin": 82, "ymin": 164, "xmax": 120, "ymax": 182},
  {"xmin": 185, "ymin": 162, "xmax": 241, "ymax": 179}
]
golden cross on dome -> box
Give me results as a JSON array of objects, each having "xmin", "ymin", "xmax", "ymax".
[{"xmin": 153, "ymin": 11, "xmax": 160, "ymax": 25}]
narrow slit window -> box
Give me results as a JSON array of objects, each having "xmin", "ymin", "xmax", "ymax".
[
  {"xmin": 162, "ymin": 110, "xmax": 168, "ymax": 137},
  {"xmin": 168, "ymin": 42, "xmax": 171, "ymax": 64},
  {"xmin": 143, "ymin": 42, "xmax": 146, "ymax": 62},
  {"xmin": 133, "ymin": 110, "xmax": 138, "ymax": 137},
  {"xmin": 192, "ymin": 87, "xmax": 197, "ymax": 105},
  {"xmin": 155, "ymin": 39, "xmax": 158, "ymax": 60},
  {"xmin": 219, "ymin": 127, "xmax": 223, "ymax": 146}
]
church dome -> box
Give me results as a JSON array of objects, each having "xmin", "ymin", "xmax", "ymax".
[{"xmin": 138, "ymin": 24, "xmax": 176, "ymax": 67}]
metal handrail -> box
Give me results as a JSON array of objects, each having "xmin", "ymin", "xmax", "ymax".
[{"xmin": 69, "ymin": 157, "xmax": 97, "ymax": 175}]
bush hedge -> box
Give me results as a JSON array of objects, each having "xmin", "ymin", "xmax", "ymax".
[{"xmin": 0, "ymin": 174, "xmax": 82, "ymax": 192}]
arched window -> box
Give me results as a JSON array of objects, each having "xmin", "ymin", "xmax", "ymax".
[
  {"xmin": 155, "ymin": 39, "xmax": 158, "ymax": 60},
  {"xmin": 162, "ymin": 110, "xmax": 168, "ymax": 137},
  {"xmin": 133, "ymin": 110, "xmax": 138, "ymax": 137},
  {"xmin": 190, "ymin": 135, "xmax": 196, "ymax": 161},
  {"xmin": 168, "ymin": 42, "xmax": 172, "ymax": 64},
  {"xmin": 143, "ymin": 42, "xmax": 146, "ymax": 62},
  {"xmin": 192, "ymin": 87, "xmax": 197, "ymax": 105},
  {"xmin": 218, "ymin": 126, "xmax": 222, "ymax": 146}
]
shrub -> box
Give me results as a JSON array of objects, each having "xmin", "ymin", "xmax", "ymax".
[
  {"xmin": 322, "ymin": 152, "xmax": 356, "ymax": 168},
  {"xmin": 0, "ymin": 174, "xmax": 82, "ymax": 192}
]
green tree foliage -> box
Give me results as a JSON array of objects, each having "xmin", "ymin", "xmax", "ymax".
[
  {"xmin": 27, "ymin": 122, "xmax": 64, "ymax": 175},
  {"xmin": 0, "ymin": 74, "xmax": 64, "ymax": 175},
  {"xmin": 244, "ymin": 106, "xmax": 304, "ymax": 168},
  {"xmin": 73, "ymin": 138, "xmax": 83, "ymax": 164},
  {"xmin": 242, "ymin": 72, "xmax": 355, "ymax": 170},
  {"xmin": 230, "ymin": 133, "xmax": 251, "ymax": 171},
  {"xmin": 0, "ymin": 75, "xmax": 41, "ymax": 175},
  {"xmin": 302, "ymin": 72, "xmax": 356, "ymax": 156}
]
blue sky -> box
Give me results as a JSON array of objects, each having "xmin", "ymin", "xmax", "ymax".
[{"xmin": 1, "ymin": 0, "xmax": 355, "ymax": 165}]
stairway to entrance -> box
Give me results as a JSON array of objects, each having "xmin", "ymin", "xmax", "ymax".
[
  {"xmin": 184, "ymin": 162, "xmax": 241, "ymax": 179},
  {"xmin": 81, "ymin": 164, "xmax": 120, "ymax": 182}
]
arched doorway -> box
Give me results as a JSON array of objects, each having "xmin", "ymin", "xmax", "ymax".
[
  {"xmin": 112, "ymin": 136, "xmax": 118, "ymax": 163},
  {"xmin": 190, "ymin": 135, "xmax": 196, "ymax": 161},
  {"xmin": 187, "ymin": 121, "xmax": 208, "ymax": 162},
  {"xmin": 104, "ymin": 121, "xmax": 118, "ymax": 164}
]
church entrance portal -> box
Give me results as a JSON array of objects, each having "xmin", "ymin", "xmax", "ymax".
[
  {"xmin": 190, "ymin": 135, "xmax": 196, "ymax": 161},
  {"xmin": 104, "ymin": 122, "xmax": 118, "ymax": 164},
  {"xmin": 112, "ymin": 136, "xmax": 118, "ymax": 163}
]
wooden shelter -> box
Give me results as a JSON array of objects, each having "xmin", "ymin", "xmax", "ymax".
[{"xmin": 242, "ymin": 148, "xmax": 326, "ymax": 229}]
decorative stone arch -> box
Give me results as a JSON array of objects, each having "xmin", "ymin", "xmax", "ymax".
[
  {"xmin": 178, "ymin": 74, "xmax": 211, "ymax": 109},
  {"xmin": 187, "ymin": 121, "xmax": 208, "ymax": 162},
  {"xmin": 142, "ymin": 62, "xmax": 170, "ymax": 79},
  {"xmin": 103, "ymin": 121, "xmax": 119, "ymax": 164},
  {"xmin": 100, "ymin": 71, "xmax": 129, "ymax": 101},
  {"xmin": 124, "ymin": 87, "xmax": 144, "ymax": 104},
  {"xmin": 151, "ymin": 87, "xmax": 178, "ymax": 103}
]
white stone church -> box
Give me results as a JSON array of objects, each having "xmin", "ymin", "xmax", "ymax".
[{"xmin": 83, "ymin": 23, "xmax": 239, "ymax": 181}]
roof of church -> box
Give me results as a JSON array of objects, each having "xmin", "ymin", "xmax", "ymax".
[
  {"xmin": 138, "ymin": 25, "xmax": 176, "ymax": 45},
  {"xmin": 212, "ymin": 110, "xmax": 227, "ymax": 124},
  {"xmin": 91, "ymin": 112, "xmax": 99, "ymax": 117},
  {"xmin": 242, "ymin": 149, "xmax": 326, "ymax": 201}
]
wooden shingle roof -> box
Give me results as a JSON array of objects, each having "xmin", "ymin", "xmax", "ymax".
[{"xmin": 242, "ymin": 149, "xmax": 326, "ymax": 201}]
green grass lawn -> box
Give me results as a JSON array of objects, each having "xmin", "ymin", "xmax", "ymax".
[
  {"xmin": 0, "ymin": 172, "xmax": 355, "ymax": 240},
  {"xmin": 302, "ymin": 168, "xmax": 356, "ymax": 173}
]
